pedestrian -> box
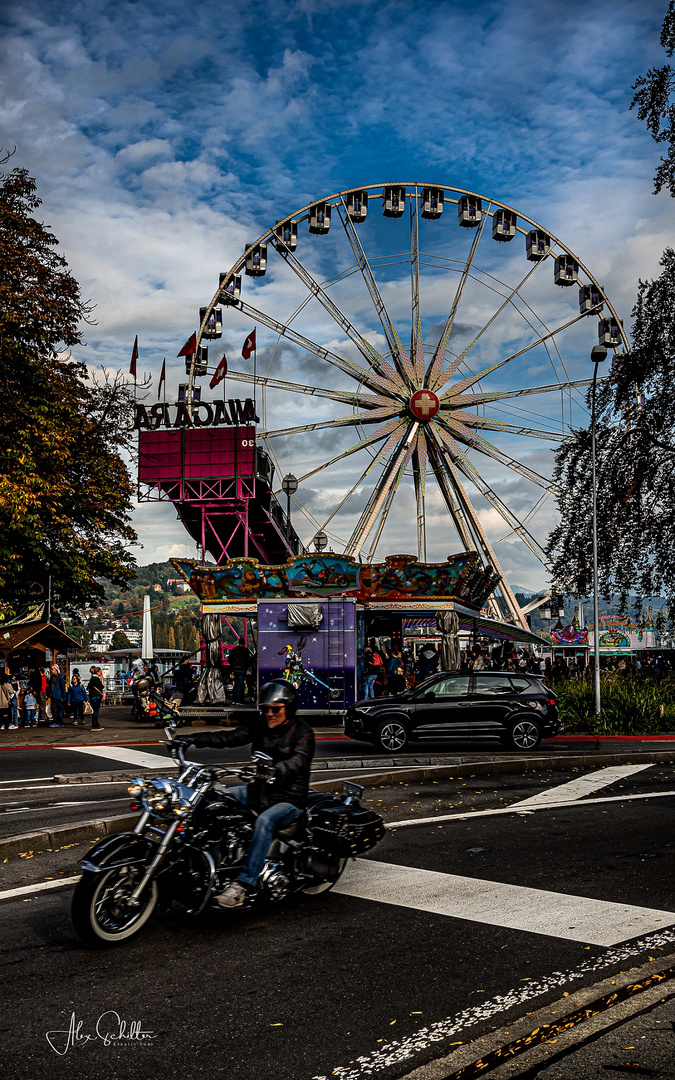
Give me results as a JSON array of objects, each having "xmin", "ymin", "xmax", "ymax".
[
  {"xmin": 49, "ymin": 664, "xmax": 66, "ymax": 727},
  {"xmin": 468, "ymin": 645, "xmax": 485, "ymax": 672},
  {"xmin": 363, "ymin": 647, "xmax": 378, "ymax": 700},
  {"xmin": 66, "ymin": 672, "xmax": 88, "ymax": 726},
  {"xmin": 0, "ymin": 673, "xmax": 14, "ymax": 729},
  {"xmin": 23, "ymin": 689, "xmax": 38, "ymax": 727},
  {"xmin": 228, "ymin": 637, "xmax": 252, "ymax": 704},
  {"xmin": 8, "ymin": 673, "xmax": 20, "ymax": 727},
  {"xmin": 87, "ymin": 666, "xmax": 105, "ymax": 731},
  {"xmin": 417, "ymin": 642, "xmax": 440, "ymax": 682}
]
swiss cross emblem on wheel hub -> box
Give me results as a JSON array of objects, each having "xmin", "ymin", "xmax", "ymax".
[{"xmin": 409, "ymin": 389, "xmax": 440, "ymax": 421}]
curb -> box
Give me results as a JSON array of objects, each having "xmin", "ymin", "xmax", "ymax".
[
  {"xmin": 0, "ymin": 814, "xmax": 138, "ymax": 859},
  {"xmin": 397, "ymin": 952, "xmax": 675, "ymax": 1079},
  {"xmin": 2, "ymin": 747, "xmax": 674, "ymax": 859}
]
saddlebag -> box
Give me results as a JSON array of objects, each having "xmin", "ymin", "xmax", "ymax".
[{"xmin": 310, "ymin": 805, "xmax": 385, "ymax": 858}]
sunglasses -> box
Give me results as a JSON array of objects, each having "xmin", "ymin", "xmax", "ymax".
[{"xmin": 260, "ymin": 704, "xmax": 284, "ymax": 714}]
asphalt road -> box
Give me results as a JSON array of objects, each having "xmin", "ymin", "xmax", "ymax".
[
  {"xmin": 0, "ymin": 734, "xmax": 576, "ymax": 839},
  {"xmin": 1, "ymin": 760, "xmax": 675, "ymax": 1079}
]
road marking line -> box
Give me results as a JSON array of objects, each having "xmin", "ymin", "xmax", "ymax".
[
  {"xmin": 0, "ymin": 876, "xmax": 80, "ymax": 901},
  {"xmin": 389, "ymin": 788, "xmax": 675, "ymax": 828},
  {"xmin": 58, "ymin": 745, "xmax": 169, "ymax": 769},
  {"xmin": 0, "ymin": 777, "xmax": 54, "ymax": 785},
  {"xmin": 334, "ymin": 859, "xmax": 675, "ymax": 946},
  {"xmin": 315, "ymin": 926, "xmax": 675, "ymax": 1080},
  {"xmin": 515, "ymin": 763, "xmax": 655, "ymax": 809}
]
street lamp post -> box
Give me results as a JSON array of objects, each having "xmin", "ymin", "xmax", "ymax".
[
  {"xmin": 590, "ymin": 343, "xmax": 607, "ymax": 718},
  {"xmin": 281, "ymin": 473, "xmax": 298, "ymax": 543}
]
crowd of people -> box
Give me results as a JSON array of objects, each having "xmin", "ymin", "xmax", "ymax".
[
  {"xmin": 359, "ymin": 638, "xmax": 569, "ymax": 699},
  {"xmin": 0, "ymin": 664, "xmax": 106, "ymax": 730}
]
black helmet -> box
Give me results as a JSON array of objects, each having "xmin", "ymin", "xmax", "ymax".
[{"xmin": 258, "ymin": 679, "xmax": 298, "ymax": 719}]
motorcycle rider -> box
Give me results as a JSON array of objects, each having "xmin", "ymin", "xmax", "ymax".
[{"xmin": 172, "ymin": 679, "xmax": 314, "ymax": 908}]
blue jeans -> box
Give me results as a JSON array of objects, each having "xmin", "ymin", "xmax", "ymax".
[
  {"xmin": 364, "ymin": 673, "xmax": 378, "ymax": 699},
  {"xmin": 10, "ymin": 698, "xmax": 18, "ymax": 725},
  {"xmin": 90, "ymin": 696, "xmax": 102, "ymax": 728},
  {"xmin": 228, "ymin": 785, "xmax": 302, "ymax": 888},
  {"xmin": 232, "ymin": 669, "xmax": 247, "ymax": 703}
]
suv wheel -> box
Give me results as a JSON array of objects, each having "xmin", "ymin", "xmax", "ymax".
[
  {"xmin": 504, "ymin": 718, "xmax": 542, "ymax": 752},
  {"xmin": 376, "ymin": 718, "xmax": 409, "ymax": 752}
]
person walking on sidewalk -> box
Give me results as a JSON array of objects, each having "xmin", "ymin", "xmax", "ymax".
[
  {"xmin": 0, "ymin": 673, "xmax": 14, "ymax": 729},
  {"xmin": 87, "ymin": 666, "xmax": 105, "ymax": 731},
  {"xmin": 49, "ymin": 665, "xmax": 66, "ymax": 727},
  {"xmin": 66, "ymin": 672, "xmax": 88, "ymax": 726}
]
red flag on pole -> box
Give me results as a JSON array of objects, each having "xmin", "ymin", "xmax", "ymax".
[
  {"xmin": 129, "ymin": 335, "xmax": 138, "ymax": 377},
  {"xmin": 177, "ymin": 332, "xmax": 197, "ymax": 357},
  {"xmin": 241, "ymin": 329, "xmax": 256, "ymax": 360},
  {"xmin": 209, "ymin": 354, "xmax": 227, "ymax": 389},
  {"xmin": 157, "ymin": 358, "xmax": 166, "ymax": 399}
]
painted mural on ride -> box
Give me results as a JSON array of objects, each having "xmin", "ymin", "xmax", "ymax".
[{"xmin": 172, "ymin": 551, "xmax": 497, "ymax": 609}]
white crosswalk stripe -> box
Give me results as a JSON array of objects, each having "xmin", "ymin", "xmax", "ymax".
[
  {"xmin": 334, "ymin": 858, "xmax": 675, "ymax": 945},
  {"xmin": 514, "ymin": 763, "xmax": 655, "ymax": 809},
  {"xmin": 58, "ymin": 745, "xmax": 167, "ymax": 769}
]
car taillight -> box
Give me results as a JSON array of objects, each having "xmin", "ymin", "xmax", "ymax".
[{"xmin": 546, "ymin": 698, "xmax": 556, "ymax": 707}]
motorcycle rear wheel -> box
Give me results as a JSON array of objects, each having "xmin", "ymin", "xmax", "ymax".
[
  {"xmin": 301, "ymin": 858, "xmax": 347, "ymax": 895},
  {"xmin": 71, "ymin": 867, "xmax": 158, "ymax": 947}
]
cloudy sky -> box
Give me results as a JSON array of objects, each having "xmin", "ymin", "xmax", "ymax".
[{"xmin": 1, "ymin": 0, "xmax": 672, "ymax": 591}]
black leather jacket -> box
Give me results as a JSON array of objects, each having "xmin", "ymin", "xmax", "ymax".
[{"xmin": 184, "ymin": 714, "xmax": 315, "ymax": 810}]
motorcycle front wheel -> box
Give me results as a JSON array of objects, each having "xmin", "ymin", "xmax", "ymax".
[
  {"xmin": 301, "ymin": 858, "xmax": 347, "ymax": 895},
  {"xmin": 71, "ymin": 867, "xmax": 159, "ymax": 947}
]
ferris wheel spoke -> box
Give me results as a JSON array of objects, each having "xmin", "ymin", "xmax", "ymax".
[
  {"xmin": 234, "ymin": 296, "xmax": 397, "ymax": 399},
  {"xmin": 412, "ymin": 430, "xmax": 427, "ymax": 562},
  {"xmin": 435, "ymin": 417, "xmax": 555, "ymax": 492},
  {"xmin": 425, "ymin": 210, "xmax": 490, "ymax": 391},
  {"xmin": 336, "ymin": 198, "xmax": 416, "ymax": 387},
  {"xmin": 426, "ymin": 431, "xmax": 529, "ymax": 629},
  {"xmin": 438, "ymin": 441, "xmax": 550, "ymax": 566},
  {"xmin": 447, "ymin": 375, "xmax": 602, "ymax": 407},
  {"xmin": 270, "ymin": 238, "xmax": 396, "ymax": 381},
  {"xmin": 225, "ymin": 368, "xmax": 393, "ymax": 410},
  {"xmin": 438, "ymin": 310, "xmax": 591, "ymax": 398},
  {"xmin": 284, "ymin": 418, "xmax": 409, "ymax": 489},
  {"xmin": 409, "ymin": 191, "xmax": 425, "ymax": 385},
  {"xmin": 445, "ymin": 411, "xmax": 566, "ymax": 441},
  {"xmin": 316, "ymin": 422, "xmax": 410, "ymax": 534},
  {"xmin": 365, "ymin": 445, "xmax": 412, "ymax": 562},
  {"xmin": 344, "ymin": 422, "xmax": 419, "ymax": 557},
  {"xmin": 258, "ymin": 407, "xmax": 399, "ymax": 441},
  {"xmin": 433, "ymin": 260, "xmax": 547, "ymax": 393}
]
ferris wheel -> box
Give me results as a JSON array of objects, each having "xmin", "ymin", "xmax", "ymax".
[{"xmin": 187, "ymin": 182, "xmax": 628, "ymax": 628}]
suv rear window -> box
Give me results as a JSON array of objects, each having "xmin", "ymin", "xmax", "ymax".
[
  {"xmin": 509, "ymin": 676, "xmax": 536, "ymax": 693},
  {"xmin": 473, "ymin": 674, "xmax": 513, "ymax": 696}
]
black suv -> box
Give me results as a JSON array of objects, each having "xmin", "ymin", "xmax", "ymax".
[{"xmin": 345, "ymin": 670, "xmax": 561, "ymax": 752}]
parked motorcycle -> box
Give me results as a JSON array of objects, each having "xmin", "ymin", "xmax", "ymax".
[{"xmin": 71, "ymin": 729, "xmax": 385, "ymax": 946}]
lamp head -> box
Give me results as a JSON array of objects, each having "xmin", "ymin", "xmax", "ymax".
[{"xmin": 590, "ymin": 345, "xmax": 607, "ymax": 364}]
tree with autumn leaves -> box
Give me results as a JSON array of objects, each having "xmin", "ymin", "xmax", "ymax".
[{"xmin": 0, "ymin": 166, "xmax": 137, "ymax": 614}]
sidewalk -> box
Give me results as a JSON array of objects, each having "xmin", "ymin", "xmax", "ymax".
[{"xmin": 0, "ymin": 705, "xmax": 347, "ymax": 747}]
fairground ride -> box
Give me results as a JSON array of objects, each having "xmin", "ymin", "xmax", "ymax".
[{"xmin": 139, "ymin": 182, "xmax": 628, "ymax": 630}]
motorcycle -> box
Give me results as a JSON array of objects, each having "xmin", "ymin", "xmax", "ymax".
[{"xmin": 71, "ymin": 727, "xmax": 385, "ymax": 946}]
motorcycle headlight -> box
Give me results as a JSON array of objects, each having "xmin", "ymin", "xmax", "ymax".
[
  {"xmin": 172, "ymin": 798, "xmax": 191, "ymax": 819},
  {"xmin": 127, "ymin": 778, "xmax": 147, "ymax": 798},
  {"xmin": 143, "ymin": 778, "xmax": 175, "ymax": 813}
]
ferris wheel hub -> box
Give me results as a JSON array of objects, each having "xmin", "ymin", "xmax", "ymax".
[{"xmin": 409, "ymin": 389, "xmax": 440, "ymax": 421}]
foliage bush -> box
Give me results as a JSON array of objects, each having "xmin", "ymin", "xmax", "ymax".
[{"xmin": 553, "ymin": 674, "xmax": 675, "ymax": 734}]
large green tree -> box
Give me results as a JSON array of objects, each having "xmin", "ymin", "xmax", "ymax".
[
  {"xmin": 0, "ymin": 167, "xmax": 137, "ymax": 612},
  {"xmin": 548, "ymin": 4, "xmax": 675, "ymax": 618},
  {"xmin": 548, "ymin": 249, "xmax": 675, "ymax": 614}
]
